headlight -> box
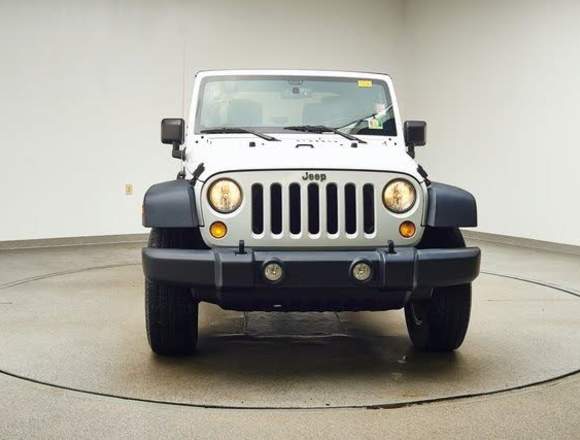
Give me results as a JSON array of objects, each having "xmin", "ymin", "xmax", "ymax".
[
  {"xmin": 207, "ymin": 178, "xmax": 242, "ymax": 213},
  {"xmin": 383, "ymin": 179, "xmax": 416, "ymax": 213}
]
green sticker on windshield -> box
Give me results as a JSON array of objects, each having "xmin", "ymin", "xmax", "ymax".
[{"xmin": 368, "ymin": 117, "xmax": 383, "ymax": 129}]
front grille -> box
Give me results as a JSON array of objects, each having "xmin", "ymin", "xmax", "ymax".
[
  {"xmin": 251, "ymin": 182, "xmax": 376, "ymax": 238},
  {"xmin": 202, "ymin": 170, "xmax": 424, "ymax": 248}
]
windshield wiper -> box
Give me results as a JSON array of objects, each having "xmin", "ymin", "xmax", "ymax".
[
  {"xmin": 200, "ymin": 127, "xmax": 280, "ymax": 142},
  {"xmin": 284, "ymin": 125, "xmax": 366, "ymax": 144}
]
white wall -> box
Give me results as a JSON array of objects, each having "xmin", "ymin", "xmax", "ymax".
[
  {"xmin": 0, "ymin": 1, "xmax": 183, "ymax": 240},
  {"xmin": 402, "ymin": 0, "xmax": 580, "ymax": 246},
  {"xmin": 0, "ymin": 0, "xmax": 405, "ymax": 241},
  {"xmin": 2, "ymin": 0, "xmax": 580, "ymax": 246}
]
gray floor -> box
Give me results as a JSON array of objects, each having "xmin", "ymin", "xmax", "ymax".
[{"xmin": 1, "ymin": 239, "xmax": 579, "ymax": 439}]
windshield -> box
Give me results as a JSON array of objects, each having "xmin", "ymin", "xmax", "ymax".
[{"xmin": 196, "ymin": 75, "xmax": 397, "ymax": 136}]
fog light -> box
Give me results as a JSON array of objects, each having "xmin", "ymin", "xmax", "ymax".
[
  {"xmin": 209, "ymin": 221, "xmax": 227, "ymax": 239},
  {"xmin": 263, "ymin": 262, "xmax": 284, "ymax": 283},
  {"xmin": 352, "ymin": 261, "xmax": 372, "ymax": 282},
  {"xmin": 399, "ymin": 221, "xmax": 416, "ymax": 238}
]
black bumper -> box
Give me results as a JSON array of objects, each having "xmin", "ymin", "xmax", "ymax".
[{"xmin": 142, "ymin": 246, "xmax": 480, "ymax": 311}]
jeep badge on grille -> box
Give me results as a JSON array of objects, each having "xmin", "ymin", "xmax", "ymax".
[{"xmin": 302, "ymin": 172, "xmax": 327, "ymax": 182}]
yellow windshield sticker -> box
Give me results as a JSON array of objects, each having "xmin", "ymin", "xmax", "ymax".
[{"xmin": 357, "ymin": 79, "xmax": 373, "ymax": 88}]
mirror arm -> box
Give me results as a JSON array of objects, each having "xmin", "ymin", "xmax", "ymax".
[
  {"xmin": 407, "ymin": 145, "xmax": 416, "ymax": 159},
  {"xmin": 171, "ymin": 142, "xmax": 185, "ymax": 160}
]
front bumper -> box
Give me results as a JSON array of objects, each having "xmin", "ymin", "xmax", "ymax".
[{"xmin": 142, "ymin": 246, "xmax": 480, "ymax": 311}]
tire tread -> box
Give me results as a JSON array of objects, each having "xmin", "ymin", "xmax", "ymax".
[
  {"xmin": 405, "ymin": 227, "xmax": 472, "ymax": 352},
  {"xmin": 145, "ymin": 228, "xmax": 199, "ymax": 356}
]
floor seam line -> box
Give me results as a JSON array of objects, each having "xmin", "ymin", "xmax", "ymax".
[{"xmin": 0, "ymin": 366, "xmax": 578, "ymax": 411}]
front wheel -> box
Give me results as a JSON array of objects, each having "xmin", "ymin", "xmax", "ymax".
[
  {"xmin": 405, "ymin": 283, "xmax": 471, "ymax": 351},
  {"xmin": 145, "ymin": 228, "xmax": 199, "ymax": 356},
  {"xmin": 146, "ymin": 280, "xmax": 198, "ymax": 356}
]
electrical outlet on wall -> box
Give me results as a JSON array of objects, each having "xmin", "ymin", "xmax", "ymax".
[{"xmin": 125, "ymin": 184, "xmax": 134, "ymax": 195}]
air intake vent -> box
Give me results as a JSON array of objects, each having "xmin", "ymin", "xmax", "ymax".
[
  {"xmin": 270, "ymin": 183, "xmax": 282, "ymax": 235},
  {"xmin": 345, "ymin": 183, "xmax": 356, "ymax": 234},
  {"xmin": 326, "ymin": 183, "xmax": 338, "ymax": 234},
  {"xmin": 289, "ymin": 183, "xmax": 301, "ymax": 234},
  {"xmin": 363, "ymin": 184, "xmax": 375, "ymax": 234},
  {"xmin": 251, "ymin": 184, "xmax": 263, "ymax": 234},
  {"xmin": 307, "ymin": 183, "xmax": 320, "ymax": 234}
]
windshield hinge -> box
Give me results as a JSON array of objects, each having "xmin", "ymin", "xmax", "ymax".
[
  {"xmin": 417, "ymin": 165, "xmax": 431, "ymax": 186},
  {"xmin": 190, "ymin": 162, "xmax": 205, "ymax": 186}
]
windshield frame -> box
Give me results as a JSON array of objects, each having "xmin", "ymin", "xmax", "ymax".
[{"xmin": 191, "ymin": 72, "xmax": 400, "ymax": 138}]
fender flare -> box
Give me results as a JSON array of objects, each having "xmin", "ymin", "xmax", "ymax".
[
  {"xmin": 426, "ymin": 182, "xmax": 477, "ymax": 228},
  {"xmin": 142, "ymin": 180, "xmax": 199, "ymax": 228}
]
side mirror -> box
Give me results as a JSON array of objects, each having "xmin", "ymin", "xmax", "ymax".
[
  {"xmin": 404, "ymin": 120, "xmax": 426, "ymax": 158},
  {"xmin": 161, "ymin": 118, "xmax": 185, "ymax": 159}
]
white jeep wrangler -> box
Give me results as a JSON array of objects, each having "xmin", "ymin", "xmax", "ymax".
[{"xmin": 142, "ymin": 69, "xmax": 480, "ymax": 356}]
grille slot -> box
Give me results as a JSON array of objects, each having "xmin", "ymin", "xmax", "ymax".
[
  {"xmin": 344, "ymin": 183, "xmax": 356, "ymax": 235},
  {"xmin": 363, "ymin": 184, "xmax": 375, "ymax": 234},
  {"xmin": 307, "ymin": 183, "xmax": 320, "ymax": 234},
  {"xmin": 251, "ymin": 184, "xmax": 264, "ymax": 234},
  {"xmin": 270, "ymin": 183, "xmax": 282, "ymax": 234},
  {"xmin": 289, "ymin": 183, "xmax": 301, "ymax": 234},
  {"xmin": 326, "ymin": 184, "xmax": 338, "ymax": 234}
]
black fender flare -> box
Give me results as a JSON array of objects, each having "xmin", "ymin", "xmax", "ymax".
[
  {"xmin": 426, "ymin": 182, "xmax": 477, "ymax": 228},
  {"xmin": 142, "ymin": 180, "xmax": 199, "ymax": 228}
]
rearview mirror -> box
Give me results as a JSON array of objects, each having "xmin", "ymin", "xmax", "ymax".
[{"xmin": 161, "ymin": 118, "xmax": 185, "ymax": 145}]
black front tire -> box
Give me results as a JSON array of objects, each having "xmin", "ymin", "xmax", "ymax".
[
  {"xmin": 405, "ymin": 227, "xmax": 472, "ymax": 352},
  {"xmin": 145, "ymin": 228, "xmax": 199, "ymax": 356},
  {"xmin": 405, "ymin": 284, "xmax": 471, "ymax": 351}
]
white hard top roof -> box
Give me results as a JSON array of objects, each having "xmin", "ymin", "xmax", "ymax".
[{"xmin": 195, "ymin": 69, "xmax": 391, "ymax": 79}]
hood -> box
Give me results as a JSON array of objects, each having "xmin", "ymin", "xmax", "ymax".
[{"xmin": 185, "ymin": 134, "xmax": 423, "ymax": 183}]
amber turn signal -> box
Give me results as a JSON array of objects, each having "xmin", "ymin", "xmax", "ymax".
[
  {"xmin": 210, "ymin": 221, "xmax": 228, "ymax": 239},
  {"xmin": 399, "ymin": 221, "xmax": 416, "ymax": 238}
]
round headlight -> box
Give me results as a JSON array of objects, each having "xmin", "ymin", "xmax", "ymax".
[
  {"xmin": 208, "ymin": 178, "xmax": 242, "ymax": 213},
  {"xmin": 383, "ymin": 179, "xmax": 416, "ymax": 213}
]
